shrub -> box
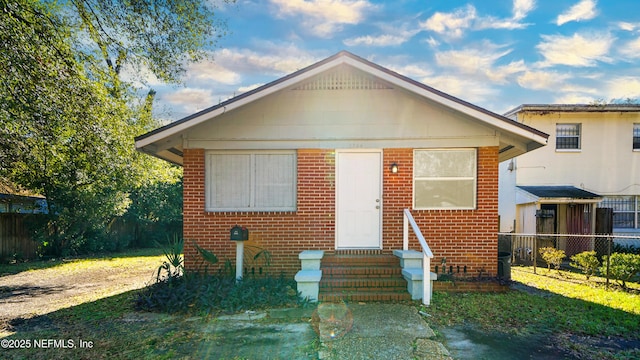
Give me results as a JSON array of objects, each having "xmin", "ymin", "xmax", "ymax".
[
  {"xmin": 600, "ymin": 252, "xmax": 640, "ymax": 289},
  {"xmin": 612, "ymin": 243, "xmax": 640, "ymax": 255},
  {"xmin": 570, "ymin": 251, "xmax": 600, "ymax": 280},
  {"xmin": 539, "ymin": 247, "xmax": 565, "ymax": 271},
  {"xmin": 134, "ymin": 273, "xmax": 302, "ymax": 314}
]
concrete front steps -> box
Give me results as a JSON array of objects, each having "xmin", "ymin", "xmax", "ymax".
[{"xmin": 318, "ymin": 251, "xmax": 412, "ymax": 302}]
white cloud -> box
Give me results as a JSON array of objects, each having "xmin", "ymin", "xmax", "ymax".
[
  {"xmin": 476, "ymin": 0, "xmax": 536, "ymax": 30},
  {"xmin": 513, "ymin": 0, "xmax": 536, "ymax": 21},
  {"xmin": 435, "ymin": 46, "xmax": 511, "ymax": 73},
  {"xmin": 162, "ymin": 88, "xmax": 214, "ymax": 112},
  {"xmin": 270, "ymin": 0, "xmax": 375, "ymax": 38},
  {"xmin": 343, "ymin": 21, "xmax": 420, "ymax": 47},
  {"xmin": 606, "ymin": 76, "xmax": 640, "ymax": 99},
  {"xmin": 425, "ymin": 36, "xmax": 440, "ymax": 48},
  {"xmin": 487, "ymin": 60, "xmax": 527, "ymax": 82},
  {"xmin": 619, "ymin": 37, "xmax": 640, "ymax": 59},
  {"xmin": 213, "ymin": 45, "xmax": 320, "ymax": 75},
  {"xmin": 554, "ymin": 93, "xmax": 597, "ymax": 104},
  {"xmin": 517, "ymin": 70, "xmax": 570, "ymax": 90},
  {"xmin": 420, "ymin": 75, "xmax": 497, "ymax": 103},
  {"xmin": 617, "ymin": 22, "xmax": 638, "ymax": 31},
  {"xmin": 556, "ymin": 0, "xmax": 598, "ymax": 26},
  {"xmin": 187, "ymin": 61, "xmax": 241, "ymax": 85},
  {"xmin": 387, "ymin": 63, "xmax": 434, "ymax": 79},
  {"xmin": 434, "ymin": 43, "xmax": 526, "ymax": 83},
  {"xmin": 344, "ymin": 34, "xmax": 409, "ymax": 47},
  {"xmin": 421, "ymin": 1, "xmax": 535, "ymax": 39},
  {"xmin": 536, "ymin": 32, "xmax": 614, "ymax": 67},
  {"xmin": 420, "ymin": 4, "xmax": 476, "ymax": 39}
]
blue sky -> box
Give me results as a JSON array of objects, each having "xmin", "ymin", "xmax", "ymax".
[{"xmin": 141, "ymin": 0, "xmax": 640, "ymax": 121}]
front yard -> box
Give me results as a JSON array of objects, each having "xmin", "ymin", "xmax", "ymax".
[{"xmin": 0, "ymin": 253, "xmax": 638, "ymax": 359}]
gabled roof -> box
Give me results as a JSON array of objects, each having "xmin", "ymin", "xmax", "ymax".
[{"xmin": 136, "ymin": 51, "xmax": 548, "ymax": 165}]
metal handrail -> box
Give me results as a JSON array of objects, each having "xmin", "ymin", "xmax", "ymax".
[{"xmin": 403, "ymin": 208, "xmax": 434, "ymax": 305}]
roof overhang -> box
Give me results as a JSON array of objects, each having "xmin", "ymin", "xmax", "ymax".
[{"xmin": 516, "ymin": 186, "xmax": 602, "ymax": 205}]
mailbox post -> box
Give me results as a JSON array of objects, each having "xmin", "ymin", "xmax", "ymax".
[{"xmin": 230, "ymin": 225, "xmax": 249, "ymax": 282}]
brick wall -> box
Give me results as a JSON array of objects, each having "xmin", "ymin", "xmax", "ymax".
[
  {"xmin": 183, "ymin": 148, "xmax": 336, "ymax": 277},
  {"xmin": 383, "ymin": 147, "xmax": 499, "ymax": 278},
  {"xmin": 183, "ymin": 146, "xmax": 499, "ymax": 278}
]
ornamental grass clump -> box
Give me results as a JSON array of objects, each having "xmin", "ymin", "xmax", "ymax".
[{"xmin": 570, "ymin": 251, "xmax": 600, "ymax": 280}]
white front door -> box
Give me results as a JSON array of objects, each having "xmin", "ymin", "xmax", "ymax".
[{"xmin": 336, "ymin": 150, "xmax": 382, "ymax": 249}]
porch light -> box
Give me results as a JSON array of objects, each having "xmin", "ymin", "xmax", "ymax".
[{"xmin": 390, "ymin": 163, "xmax": 399, "ymax": 173}]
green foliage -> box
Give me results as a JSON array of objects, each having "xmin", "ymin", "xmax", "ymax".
[
  {"xmin": 65, "ymin": 0, "xmax": 233, "ymax": 86},
  {"xmin": 156, "ymin": 235, "xmax": 184, "ymax": 281},
  {"xmin": 601, "ymin": 252, "xmax": 640, "ymax": 289},
  {"xmin": 612, "ymin": 243, "xmax": 640, "ymax": 255},
  {"xmin": 135, "ymin": 274, "xmax": 301, "ymax": 315},
  {"xmin": 138, "ymin": 243, "xmax": 296, "ymax": 314},
  {"xmin": 539, "ymin": 247, "xmax": 566, "ymax": 271},
  {"xmin": 0, "ymin": 0, "xmax": 208, "ymax": 256},
  {"xmin": 123, "ymin": 175, "xmax": 183, "ymax": 248},
  {"xmin": 570, "ymin": 251, "xmax": 600, "ymax": 280}
]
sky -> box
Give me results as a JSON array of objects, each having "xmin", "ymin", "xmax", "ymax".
[{"xmin": 142, "ymin": 0, "xmax": 640, "ymax": 122}]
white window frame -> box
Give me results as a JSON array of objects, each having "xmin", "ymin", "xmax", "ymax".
[
  {"xmin": 633, "ymin": 123, "xmax": 640, "ymax": 151},
  {"xmin": 413, "ymin": 148, "xmax": 477, "ymax": 210},
  {"xmin": 205, "ymin": 150, "xmax": 297, "ymax": 212},
  {"xmin": 556, "ymin": 123, "xmax": 581, "ymax": 151}
]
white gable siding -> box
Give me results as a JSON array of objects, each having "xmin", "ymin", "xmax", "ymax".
[{"xmin": 185, "ymin": 83, "xmax": 500, "ymax": 151}]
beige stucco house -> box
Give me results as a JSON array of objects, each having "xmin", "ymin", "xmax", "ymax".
[{"xmin": 499, "ymin": 104, "xmax": 640, "ymax": 249}]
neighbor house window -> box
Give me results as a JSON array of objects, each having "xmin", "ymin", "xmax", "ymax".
[
  {"xmin": 600, "ymin": 196, "xmax": 639, "ymax": 229},
  {"xmin": 205, "ymin": 151, "xmax": 296, "ymax": 211},
  {"xmin": 413, "ymin": 149, "xmax": 477, "ymax": 210},
  {"xmin": 634, "ymin": 124, "xmax": 640, "ymax": 150},
  {"xmin": 556, "ymin": 123, "xmax": 581, "ymax": 150}
]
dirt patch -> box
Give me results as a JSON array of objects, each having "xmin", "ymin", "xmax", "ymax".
[
  {"xmin": 557, "ymin": 333, "xmax": 640, "ymax": 359},
  {"xmin": 0, "ymin": 255, "xmax": 163, "ymax": 331}
]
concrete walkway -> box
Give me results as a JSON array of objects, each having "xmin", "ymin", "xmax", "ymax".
[{"xmin": 314, "ymin": 303, "xmax": 451, "ymax": 360}]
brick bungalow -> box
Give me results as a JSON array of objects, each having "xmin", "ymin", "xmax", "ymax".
[{"xmin": 136, "ymin": 51, "xmax": 548, "ymax": 300}]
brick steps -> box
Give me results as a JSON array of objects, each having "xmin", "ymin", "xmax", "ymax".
[{"xmin": 319, "ymin": 253, "xmax": 411, "ymax": 302}]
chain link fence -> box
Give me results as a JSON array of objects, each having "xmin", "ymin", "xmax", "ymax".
[{"xmin": 498, "ymin": 232, "xmax": 640, "ymax": 286}]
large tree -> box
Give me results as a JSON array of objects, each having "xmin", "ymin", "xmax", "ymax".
[{"xmin": 0, "ymin": 0, "xmax": 228, "ymax": 254}]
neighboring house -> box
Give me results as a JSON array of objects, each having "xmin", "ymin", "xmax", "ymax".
[
  {"xmin": 136, "ymin": 51, "xmax": 548, "ymax": 283},
  {"xmin": 498, "ymin": 104, "xmax": 640, "ymax": 251},
  {"xmin": 0, "ymin": 194, "xmax": 47, "ymax": 214}
]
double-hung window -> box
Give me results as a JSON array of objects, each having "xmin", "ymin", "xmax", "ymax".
[
  {"xmin": 205, "ymin": 151, "xmax": 297, "ymax": 211},
  {"xmin": 556, "ymin": 123, "xmax": 581, "ymax": 150},
  {"xmin": 413, "ymin": 149, "xmax": 477, "ymax": 210},
  {"xmin": 633, "ymin": 124, "xmax": 640, "ymax": 151}
]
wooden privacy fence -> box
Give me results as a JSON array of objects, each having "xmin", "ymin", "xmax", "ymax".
[{"xmin": 0, "ymin": 213, "xmax": 38, "ymax": 260}]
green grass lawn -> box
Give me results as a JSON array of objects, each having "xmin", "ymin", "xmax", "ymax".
[
  {"xmin": 0, "ymin": 248, "xmax": 164, "ymax": 276},
  {"xmin": 425, "ymin": 266, "xmax": 640, "ymax": 359},
  {"xmin": 2, "ymin": 255, "xmax": 639, "ymax": 359}
]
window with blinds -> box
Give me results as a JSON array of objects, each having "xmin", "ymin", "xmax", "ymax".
[
  {"xmin": 556, "ymin": 123, "xmax": 581, "ymax": 150},
  {"xmin": 413, "ymin": 149, "xmax": 477, "ymax": 210},
  {"xmin": 205, "ymin": 151, "xmax": 297, "ymax": 211},
  {"xmin": 633, "ymin": 124, "xmax": 640, "ymax": 150}
]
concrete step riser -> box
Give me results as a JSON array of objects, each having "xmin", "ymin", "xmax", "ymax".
[{"xmin": 319, "ymin": 255, "xmax": 410, "ymax": 302}]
